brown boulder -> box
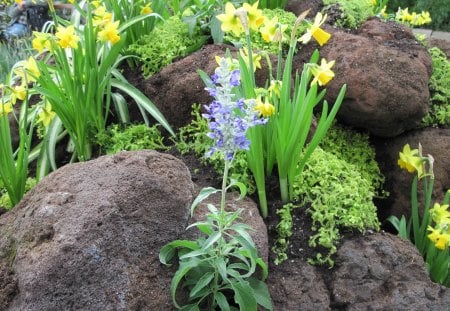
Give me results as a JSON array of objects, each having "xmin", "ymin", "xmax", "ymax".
[
  {"xmin": 317, "ymin": 18, "xmax": 432, "ymax": 137},
  {"xmin": 332, "ymin": 233, "xmax": 450, "ymax": 310},
  {"xmin": 0, "ymin": 150, "xmax": 195, "ymax": 310}
]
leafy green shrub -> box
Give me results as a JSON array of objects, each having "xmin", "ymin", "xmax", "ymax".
[
  {"xmin": 422, "ymin": 47, "xmax": 450, "ymax": 127},
  {"xmin": 319, "ymin": 122, "xmax": 385, "ymax": 196},
  {"xmin": 175, "ymin": 104, "xmax": 256, "ymax": 193},
  {"xmin": 323, "ymin": 0, "xmax": 374, "ymax": 29},
  {"xmin": 293, "ymin": 147, "xmax": 380, "ymax": 266},
  {"xmin": 96, "ymin": 123, "xmax": 168, "ymax": 154},
  {"xmin": 127, "ymin": 16, "xmax": 208, "ymax": 78},
  {"xmin": 224, "ymin": 8, "xmax": 297, "ymax": 54}
]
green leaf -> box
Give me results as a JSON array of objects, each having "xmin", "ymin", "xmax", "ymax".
[
  {"xmin": 110, "ymin": 79, "xmax": 174, "ymax": 136},
  {"xmin": 179, "ymin": 303, "xmax": 200, "ymax": 311},
  {"xmin": 203, "ymin": 232, "xmax": 221, "ymax": 249},
  {"xmin": 189, "ymin": 272, "xmax": 214, "ymax": 298},
  {"xmin": 171, "ymin": 259, "xmax": 200, "ymax": 308},
  {"xmin": 231, "ymin": 281, "xmax": 257, "ymax": 311},
  {"xmin": 180, "ymin": 248, "xmax": 208, "ymax": 260},
  {"xmin": 248, "ymin": 278, "xmax": 273, "ymax": 310},
  {"xmin": 226, "ymin": 179, "xmax": 247, "ymax": 199},
  {"xmin": 190, "ymin": 186, "xmax": 220, "ymax": 216},
  {"xmin": 215, "ymin": 292, "xmax": 230, "ymax": 311},
  {"xmin": 159, "ymin": 240, "xmax": 199, "ymax": 265}
]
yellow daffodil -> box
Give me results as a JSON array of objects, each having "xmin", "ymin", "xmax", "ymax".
[
  {"xmin": 268, "ymin": 80, "xmax": 282, "ymax": 98},
  {"xmin": 141, "ymin": 3, "xmax": 153, "ymax": 15},
  {"xmin": 217, "ymin": 2, "xmax": 244, "ymax": 36},
  {"xmin": 56, "ymin": 25, "xmax": 79, "ymax": 49},
  {"xmin": 91, "ymin": 0, "xmax": 101, "ymax": 8},
  {"xmin": 68, "ymin": 0, "xmax": 74, "ymax": 3},
  {"xmin": 0, "ymin": 102, "xmax": 13, "ymax": 117},
  {"xmin": 298, "ymin": 12, "xmax": 331, "ymax": 46},
  {"xmin": 430, "ymin": 203, "xmax": 450, "ymax": 225},
  {"xmin": 98, "ymin": 21, "xmax": 121, "ymax": 45},
  {"xmin": 37, "ymin": 102, "xmax": 56, "ymax": 127},
  {"xmin": 254, "ymin": 97, "xmax": 275, "ymax": 117},
  {"xmin": 12, "ymin": 84, "xmax": 26, "ymax": 102},
  {"xmin": 14, "ymin": 57, "xmax": 41, "ymax": 82},
  {"xmin": 310, "ymin": 58, "xmax": 335, "ymax": 87},
  {"xmin": 242, "ymin": 1, "xmax": 264, "ymax": 31},
  {"xmin": 214, "ymin": 55, "xmax": 239, "ymax": 70},
  {"xmin": 32, "ymin": 31, "xmax": 52, "ymax": 53},
  {"xmin": 260, "ymin": 16, "xmax": 287, "ymax": 43},
  {"xmin": 397, "ymin": 144, "xmax": 424, "ymax": 177},
  {"xmin": 93, "ymin": 6, "xmax": 113, "ymax": 27},
  {"xmin": 240, "ymin": 47, "xmax": 261, "ymax": 72},
  {"xmin": 427, "ymin": 226, "xmax": 450, "ymax": 250}
]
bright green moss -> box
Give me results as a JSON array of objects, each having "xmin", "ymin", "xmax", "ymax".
[
  {"xmin": 422, "ymin": 47, "xmax": 450, "ymax": 127},
  {"xmin": 292, "ymin": 147, "xmax": 380, "ymax": 266},
  {"xmin": 323, "ymin": 0, "xmax": 374, "ymax": 29},
  {"xmin": 96, "ymin": 123, "xmax": 169, "ymax": 155},
  {"xmin": 0, "ymin": 178, "xmax": 36, "ymax": 210},
  {"xmin": 127, "ymin": 16, "xmax": 208, "ymax": 78}
]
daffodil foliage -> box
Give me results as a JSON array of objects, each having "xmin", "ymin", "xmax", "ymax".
[
  {"xmin": 29, "ymin": 1, "xmax": 173, "ymax": 163},
  {"xmin": 388, "ymin": 144, "xmax": 450, "ymax": 287}
]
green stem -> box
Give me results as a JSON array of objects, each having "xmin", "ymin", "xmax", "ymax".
[
  {"xmin": 279, "ymin": 176, "xmax": 289, "ymax": 203},
  {"xmin": 221, "ymin": 160, "xmax": 231, "ymax": 213}
]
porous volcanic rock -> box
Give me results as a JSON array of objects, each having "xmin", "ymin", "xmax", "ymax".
[
  {"xmin": 372, "ymin": 127, "xmax": 450, "ymax": 221},
  {"xmin": 317, "ymin": 17, "xmax": 432, "ymax": 137},
  {"xmin": 0, "ymin": 150, "xmax": 195, "ymax": 310},
  {"xmin": 268, "ymin": 257, "xmax": 330, "ymax": 310},
  {"xmin": 331, "ymin": 232, "xmax": 450, "ymax": 310}
]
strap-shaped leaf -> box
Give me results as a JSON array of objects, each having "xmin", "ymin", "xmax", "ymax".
[
  {"xmin": 215, "ymin": 292, "xmax": 230, "ymax": 311},
  {"xmin": 159, "ymin": 240, "xmax": 199, "ymax": 265},
  {"xmin": 171, "ymin": 259, "xmax": 200, "ymax": 309},
  {"xmin": 190, "ymin": 186, "xmax": 220, "ymax": 216}
]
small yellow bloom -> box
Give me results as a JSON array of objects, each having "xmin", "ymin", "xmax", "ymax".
[
  {"xmin": 217, "ymin": 2, "xmax": 244, "ymax": 36},
  {"xmin": 68, "ymin": 0, "xmax": 74, "ymax": 3},
  {"xmin": 260, "ymin": 16, "xmax": 287, "ymax": 43},
  {"xmin": 254, "ymin": 97, "xmax": 275, "ymax": 117},
  {"xmin": 430, "ymin": 203, "xmax": 450, "ymax": 225},
  {"xmin": 268, "ymin": 80, "xmax": 282, "ymax": 98},
  {"xmin": 98, "ymin": 21, "xmax": 121, "ymax": 45},
  {"xmin": 32, "ymin": 31, "xmax": 52, "ymax": 53},
  {"xmin": 56, "ymin": 25, "xmax": 79, "ymax": 49},
  {"xmin": 240, "ymin": 47, "xmax": 261, "ymax": 72},
  {"xmin": 15, "ymin": 57, "xmax": 41, "ymax": 82},
  {"xmin": 93, "ymin": 5, "xmax": 113, "ymax": 27},
  {"xmin": 310, "ymin": 58, "xmax": 335, "ymax": 87},
  {"xmin": 397, "ymin": 144, "xmax": 423, "ymax": 177},
  {"xmin": 0, "ymin": 102, "xmax": 13, "ymax": 117},
  {"xmin": 12, "ymin": 84, "xmax": 26, "ymax": 101},
  {"xmin": 427, "ymin": 226, "xmax": 450, "ymax": 250},
  {"xmin": 91, "ymin": 0, "xmax": 101, "ymax": 8},
  {"xmin": 242, "ymin": 1, "xmax": 264, "ymax": 31},
  {"xmin": 298, "ymin": 12, "xmax": 331, "ymax": 46},
  {"xmin": 37, "ymin": 102, "xmax": 56, "ymax": 127},
  {"xmin": 141, "ymin": 3, "xmax": 153, "ymax": 15}
]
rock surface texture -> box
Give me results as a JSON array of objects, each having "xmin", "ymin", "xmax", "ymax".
[
  {"xmin": 331, "ymin": 233, "xmax": 450, "ymax": 310},
  {"xmin": 0, "ymin": 151, "xmax": 195, "ymax": 310},
  {"xmin": 318, "ymin": 18, "xmax": 432, "ymax": 137}
]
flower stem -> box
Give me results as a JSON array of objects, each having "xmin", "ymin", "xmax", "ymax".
[{"xmin": 221, "ymin": 160, "xmax": 231, "ymax": 213}]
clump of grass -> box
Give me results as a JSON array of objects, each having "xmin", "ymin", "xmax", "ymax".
[{"xmin": 0, "ymin": 39, "xmax": 34, "ymax": 82}]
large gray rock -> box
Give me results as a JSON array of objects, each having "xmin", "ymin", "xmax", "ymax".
[
  {"xmin": 332, "ymin": 233, "xmax": 450, "ymax": 310},
  {"xmin": 0, "ymin": 150, "xmax": 195, "ymax": 310},
  {"xmin": 318, "ymin": 17, "xmax": 432, "ymax": 137}
]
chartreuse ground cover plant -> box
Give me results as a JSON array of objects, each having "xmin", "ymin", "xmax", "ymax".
[
  {"xmin": 128, "ymin": 15, "xmax": 208, "ymax": 78},
  {"xmin": 96, "ymin": 123, "xmax": 169, "ymax": 155},
  {"xmin": 272, "ymin": 123, "xmax": 383, "ymax": 266},
  {"xmin": 28, "ymin": 0, "xmax": 173, "ymax": 162},
  {"xmin": 160, "ymin": 56, "xmax": 272, "ymax": 311},
  {"xmin": 422, "ymin": 47, "xmax": 450, "ymax": 128},
  {"xmin": 212, "ymin": 2, "xmax": 346, "ymax": 217},
  {"xmin": 388, "ymin": 144, "xmax": 450, "ymax": 287}
]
